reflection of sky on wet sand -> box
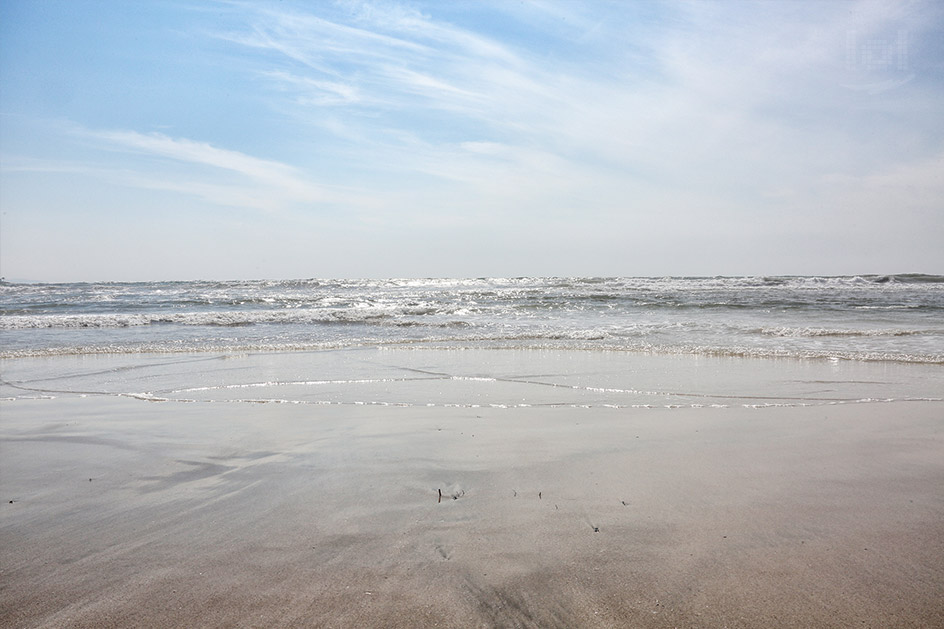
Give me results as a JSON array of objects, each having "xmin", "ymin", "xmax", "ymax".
[{"xmin": 3, "ymin": 348, "xmax": 941, "ymax": 409}]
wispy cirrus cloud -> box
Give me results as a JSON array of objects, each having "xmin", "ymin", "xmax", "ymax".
[
  {"xmin": 197, "ymin": 0, "xmax": 944, "ymax": 244},
  {"xmin": 219, "ymin": 2, "xmax": 532, "ymax": 120},
  {"xmin": 88, "ymin": 129, "xmax": 314, "ymax": 193},
  {"xmin": 45, "ymin": 126, "xmax": 372, "ymax": 214},
  {"xmin": 3, "ymin": 0, "xmax": 941, "ymax": 280}
]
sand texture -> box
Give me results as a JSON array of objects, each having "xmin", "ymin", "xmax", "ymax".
[{"xmin": 2, "ymin": 390, "xmax": 943, "ymax": 628}]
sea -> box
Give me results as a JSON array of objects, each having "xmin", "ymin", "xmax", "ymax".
[
  {"xmin": 2, "ymin": 275, "xmax": 942, "ymax": 408},
  {"xmin": 2, "ymin": 275, "xmax": 943, "ymax": 362}
]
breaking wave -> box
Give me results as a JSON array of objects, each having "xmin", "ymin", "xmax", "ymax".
[{"xmin": 2, "ymin": 275, "xmax": 943, "ymax": 363}]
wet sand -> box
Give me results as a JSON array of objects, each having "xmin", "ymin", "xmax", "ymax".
[{"xmin": 2, "ymin": 386, "xmax": 943, "ymax": 627}]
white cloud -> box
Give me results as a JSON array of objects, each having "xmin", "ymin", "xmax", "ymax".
[
  {"xmin": 3, "ymin": 0, "xmax": 941, "ymax": 279},
  {"xmin": 206, "ymin": 1, "xmax": 943, "ymax": 237},
  {"xmin": 264, "ymin": 70, "xmax": 362, "ymax": 106},
  {"xmin": 56, "ymin": 126, "xmax": 378, "ymax": 213}
]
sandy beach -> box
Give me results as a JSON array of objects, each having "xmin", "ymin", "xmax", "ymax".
[
  {"xmin": 4, "ymin": 0, "xmax": 944, "ymax": 623},
  {"xmin": 1, "ymin": 350, "xmax": 943, "ymax": 628}
]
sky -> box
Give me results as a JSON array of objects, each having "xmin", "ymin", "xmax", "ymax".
[{"xmin": 1, "ymin": 0, "xmax": 942, "ymax": 281}]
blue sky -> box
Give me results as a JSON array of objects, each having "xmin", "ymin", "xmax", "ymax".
[{"xmin": 1, "ymin": 0, "xmax": 942, "ymax": 281}]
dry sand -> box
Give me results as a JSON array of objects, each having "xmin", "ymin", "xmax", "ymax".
[{"xmin": 2, "ymin": 394, "xmax": 943, "ymax": 628}]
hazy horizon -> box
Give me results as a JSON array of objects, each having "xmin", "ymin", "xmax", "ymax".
[{"xmin": 4, "ymin": 273, "xmax": 944, "ymax": 286}]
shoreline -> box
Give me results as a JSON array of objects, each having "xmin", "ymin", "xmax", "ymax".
[
  {"xmin": 2, "ymin": 347, "xmax": 942, "ymax": 408},
  {"xmin": 3, "ymin": 342, "xmax": 943, "ymax": 366}
]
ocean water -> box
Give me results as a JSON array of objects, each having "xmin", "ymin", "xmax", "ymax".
[
  {"xmin": 2, "ymin": 275, "xmax": 943, "ymax": 362},
  {"xmin": 2, "ymin": 276, "xmax": 942, "ymax": 408}
]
